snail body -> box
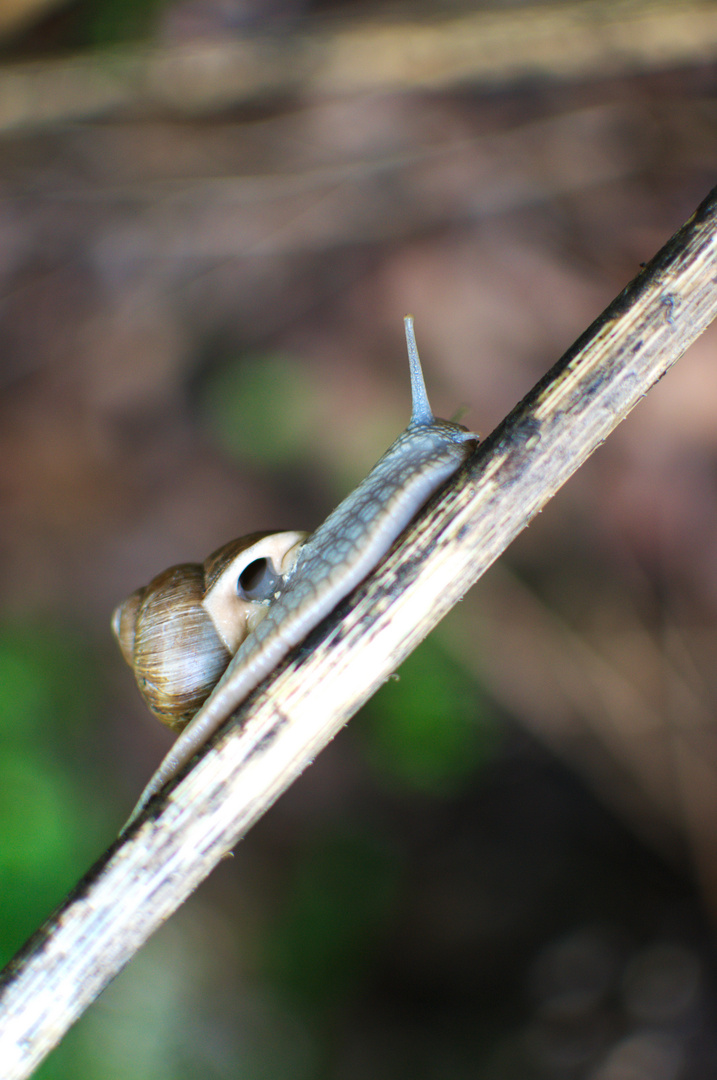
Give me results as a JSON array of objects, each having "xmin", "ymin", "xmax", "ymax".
[{"xmin": 120, "ymin": 317, "xmax": 478, "ymax": 826}]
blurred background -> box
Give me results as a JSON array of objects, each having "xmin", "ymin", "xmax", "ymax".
[{"xmin": 3, "ymin": 0, "xmax": 717, "ymax": 1077}]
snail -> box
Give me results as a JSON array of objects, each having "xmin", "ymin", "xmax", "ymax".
[
  {"xmin": 112, "ymin": 531, "xmax": 308, "ymax": 730},
  {"xmin": 117, "ymin": 316, "xmax": 478, "ymax": 826}
]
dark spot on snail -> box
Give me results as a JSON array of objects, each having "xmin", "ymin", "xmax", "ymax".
[{"xmin": 238, "ymin": 558, "xmax": 280, "ymax": 602}]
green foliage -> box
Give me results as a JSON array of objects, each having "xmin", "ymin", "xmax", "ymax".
[
  {"xmin": 0, "ymin": 622, "xmax": 106, "ymax": 970},
  {"xmin": 201, "ymin": 353, "xmax": 320, "ymax": 470},
  {"xmin": 361, "ymin": 637, "xmax": 500, "ymax": 796},
  {"xmin": 0, "ymin": 750, "xmax": 76, "ymax": 878},
  {"xmin": 82, "ymin": 0, "xmax": 167, "ymax": 46},
  {"xmin": 264, "ymin": 830, "xmax": 401, "ymax": 1009},
  {"xmin": 0, "ymin": 624, "xmax": 97, "ymax": 743}
]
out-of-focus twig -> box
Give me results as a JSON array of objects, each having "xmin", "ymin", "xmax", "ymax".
[
  {"xmin": 2, "ymin": 0, "xmax": 717, "ymax": 133},
  {"xmin": 23, "ymin": 104, "xmax": 645, "ymax": 256},
  {"xmin": 446, "ymin": 564, "xmax": 696, "ymax": 861},
  {"xmin": 0, "ymin": 0, "xmax": 69, "ymax": 41}
]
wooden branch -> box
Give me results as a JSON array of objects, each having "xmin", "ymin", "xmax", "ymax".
[
  {"xmin": 2, "ymin": 0, "xmax": 717, "ymax": 133},
  {"xmin": 2, "ymin": 186, "xmax": 717, "ymax": 1078}
]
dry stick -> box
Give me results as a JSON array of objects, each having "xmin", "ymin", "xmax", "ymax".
[{"xmin": 2, "ymin": 188, "xmax": 717, "ymax": 1078}]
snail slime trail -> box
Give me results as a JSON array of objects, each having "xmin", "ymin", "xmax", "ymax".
[{"xmin": 115, "ymin": 317, "xmax": 478, "ymax": 828}]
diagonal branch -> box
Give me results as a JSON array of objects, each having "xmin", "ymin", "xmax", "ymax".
[{"xmin": 3, "ymin": 186, "xmax": 717, "ymax": 1079}]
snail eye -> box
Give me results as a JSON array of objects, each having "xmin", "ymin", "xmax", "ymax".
[{"xmin": 238, "ymin": 558, "xmax": 279, "ymax": 602}]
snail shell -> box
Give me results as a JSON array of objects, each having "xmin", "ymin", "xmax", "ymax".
[{"xmin": 112, "ymin": 530, "xmax": 307, "ymax": 731}]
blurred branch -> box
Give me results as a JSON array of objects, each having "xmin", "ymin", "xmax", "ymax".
[
  {"xmin": 3, "ymin": 186, "xmax": 717, "ymax": 1078},
  {"xmin": 2, "ymin": 0, "xmax": 717, "ymax": 133},
  {"xmin": 0, "ymin": 0, "xmax": 69, "ymax": 41},
  {"xmin": 35, "ymin": 104, "xmax": 645, "ymax": 246},
  {"xmin": 446, "ymin": 563, "xmax": 690, "ymax": 860}
]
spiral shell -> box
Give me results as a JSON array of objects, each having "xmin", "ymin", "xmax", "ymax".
[{"xmin": 112, "ymin": 530, "xmax": 307, "ymax": 731}]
